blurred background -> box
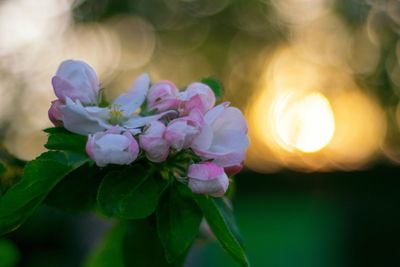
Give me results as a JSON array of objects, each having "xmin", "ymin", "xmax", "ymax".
[{"xmin": 0, "ymin": 0, "xmax": 400, "ymax": 266}]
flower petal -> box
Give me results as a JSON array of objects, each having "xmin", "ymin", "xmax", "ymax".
[
  {"xmin": 147, "ymin": 80, "xmax": 180, "ymax": 112},
  {"xmin": 179, "ymin": 82, "xmax": 216, "ymax": 114},
  {"xmin": 192, "ymin": 105, "xmax": 249, "ymax": 167},
  {"xmin": 60, "ymin": 97, "xmax": 110, "ymax": 135},
  {"xmin": 113, "ymin": 73, "xmax": 150, "ymax": 116},
  {"xmin": 204, "ymin": 102, "xmax": 230, "ymax": 125},
  {"xmin": 48, "ymin": 100, "xmax": 63, "ymax": 126},
  {"xmin": 52, "ymin": 60, "xmax": 99, "ymax": 104},
  {"xmin": 187, "ymin": 162, "xmax": 229, "ymax": 197},
  {"xmin": 139, "ymin": 120, "xmax": 169, "ymax": 162},
  {"xmin": 124, "ymin": 110, "xmax": 177, "ymax": 130},
  {"xmin": 86, "ymin": 129, "xmax": 139, "ymax": 167},
  {"xmin": 188, "ymin": 162, "xmax": 225, "ymax": 180}
]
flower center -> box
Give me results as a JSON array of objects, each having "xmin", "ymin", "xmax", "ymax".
[{"xmin": 109, "ymin": 105, "xmax": 125, "ymax": 125}]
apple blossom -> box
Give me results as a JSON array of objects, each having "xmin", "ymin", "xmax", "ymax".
[
  {"xmin": 164, "ymin": 109, "xmax": 203, "ymax": 151},
  {"xmin": 191, "ymin": 102, "xmax": 249, "ymax": 167},
  {"xmin": 187, "ymin": 162, "xmax": 229, "ymax": 197},
  {"xmin": 86, "ymin": 127, "xmax": 139, "ymax": 167},
  {"xmin": 147, "ymin": 81, "xmax": 180, "ymax": 112},
  {"xmin": 47, "ymin": 59, "xmax": 250, "ymax": 181},
  {"xmin": 179, "ymin": 82, "xmax": 216, "ymax": 114},
  {"xmin": 139, "ymin": 121, "xmax": 169, "ymax": 162},
  {"xmin": 52, "ymin": 60, "xmax": 100, "ymax": 105},
  {"xmin": 59, "ymin": 72, "xmax": 175, "ymax": 136}
]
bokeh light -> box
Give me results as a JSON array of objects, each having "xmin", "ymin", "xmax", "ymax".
[{"xmin": 270, "ymin": 91, "xmax": 335, "ymax": 153}]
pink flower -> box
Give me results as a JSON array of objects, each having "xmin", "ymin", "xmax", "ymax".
[
  {"xmin": 86, "ymin": 127, "xmax": 139, "ymax": 167},
  {"xmin": 179, "ymin": 82, "xmax": 216, "ymax": 114},
  {"xmin": 147, "ymin": 81, "xmax": 180, "ymax": 112},
  {"xmin": 48, "ymin": 100, "xmax": 63, "ymax": 126},
  {"xmin": 187, "ymin": 162, "xmax": 229, "ymax": 197},
  {"xmin": 139, "ymin": 121, "xmax": 169, "ymax": 162},
  {"xmin": 164, "ymin": 109, "xmax": 202, "ymax": 151},
  {"xmin": 52, "ymin": 60, "xmax": 100, "ymax": 105},
  {"xmin": 191, "ymin": 102, "xmax": 249, "ymax": 167}
]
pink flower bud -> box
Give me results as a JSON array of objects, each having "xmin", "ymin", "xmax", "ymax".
[
  {"xmin": 187, "ymin": 162, "xmax": 229, "ymax": 197},
  {"xmin": 48, "ymin": 100, "xmax": 63, "ymax": 126},
  {"xmin": 52, "ymin": 60, "xmax": 100, "ymax": 105},
  {"xmin": 147, "ymin": 81, "xmax": 180, "ymax": 112},
  {"xmin": 164, "ymin": 109, "xmax": 202, "ymax": 151},
  {"xmin": 86, "ymin": 128, "xmax": 139, "ymax": 167},
  {"xmin": 179, "ymin": 82, "xmax": 216, "ymax": 114},
  {"xmin": 139, "ymin": 121, "xmax": 169, "ymax": 162}
]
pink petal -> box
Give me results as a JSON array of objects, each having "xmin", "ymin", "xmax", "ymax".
[
  {"xmin": 48, "ymin": 100, "xmax": 63, "ymax": 126},
  {"xmin": 188, "ymin": 162, "xmax": 224, "ymax": 181},
  {"xmin": 187, "ymin": 162, "xmax": 229, "ymax": 197}
]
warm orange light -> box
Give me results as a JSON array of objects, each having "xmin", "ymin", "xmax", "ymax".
[
  {"xmin": 271, "ymin": 92, "xmax": 335, "ymax": 153},
  {"xmin": 245, "ymin": 45, "xmax": 386, "ymax": 172}
]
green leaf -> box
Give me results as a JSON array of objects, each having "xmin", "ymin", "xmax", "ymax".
[
  {"xmin": 44, "ymin": 127, "xmax": 87, "ymax": 154},
  {"xmin": 84, "ymin": 223, "xmax": 126, "ymax": 267},
  {"xmin": 157, "ymin": 183, "xmax": 202, "ymax": 263},
  {"xmin": 97, "ymin": 165, "xmax": 168, "ymax": 219},
  {"xmin": 0, "ymin": 151, "xmax": 88, "ymax": 235},
  {"xmin": 194, "ymin": 196, "xmax": 250, "ymax": 267},
  {"xmin": 0, "ymin": 238, "xmax": 20, "ymax": 267},
  {"xmin": 201, "ymin": 77, "xmax": 223, "ymax": 100},
  {"xmin": 124, "ymin": 220, "xmax": 172, "ymax": 267},
  {"xmin": 45, "ymin": 163, "xmax": 102, "ymax": 212}
]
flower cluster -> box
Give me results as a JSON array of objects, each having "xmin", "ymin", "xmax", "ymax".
[{"xmin": 48, "ymin": 60, "xmax": 249, "ymax": 197}]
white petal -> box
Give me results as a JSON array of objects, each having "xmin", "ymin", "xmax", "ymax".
[
  {"xmin": 124, "ymin": 110, "xmax": 176, "ymax": 129},
  {"xmin": 96, "ymin": 134, "xmax": 130, "ymax": 151},
  {"xmin": 204, "ymin": 102, "xmax": 229, "ymax": 125},
  {"xmin": 212, "ymin": 107, "xmax": 248, "ymax": 133},
  {"xmin": 191, "ymin": 123, "xmax": 213, "ymax": 150},
  {"xmin": 211, "ymin": 130, "xmax": 249, "ymax": 153},
  {"xmin": 113, "ymin": 73, "xmax": 150, "ymax": 116},
  {"xmin": 60, "ymin": 97, "xmax": 110, "ymax": 135}
]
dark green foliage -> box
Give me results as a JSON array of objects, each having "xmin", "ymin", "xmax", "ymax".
[
  {"xmin": 97, "ymin": 165, "xmax": 168, "ymax": 219},
  {"xmin": 0, "ymin": 238, "xmax": 19, "ymax": 267},
  {"xmin": 157, "ymin": 183, "xmax": 202, "ymax": 263},
  {"xmin": 45, "ymin": 163, "xmax": 102, "ymax": 212},
  {"xmin": 0, "ymin": 151, "xmax": 88, "ymax": 235},
  {"xmin": 85, "ymin": 223, "xmax": 126, "ymax": 267},
  {"xmin": 195, "ymin": 195, "xmax": 250, "ymax": 267},
  {"xmin": 124, "ymin": 220, "xmax": 173, "ymax": 267},
  {"xmin": 44, "ymin": 127, "xmax": 88, "ymax": 154}
]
